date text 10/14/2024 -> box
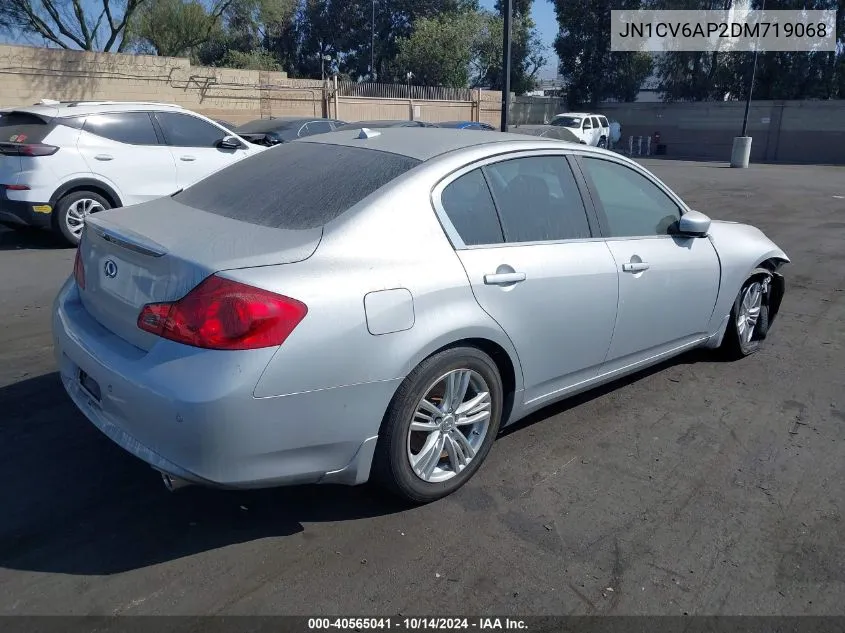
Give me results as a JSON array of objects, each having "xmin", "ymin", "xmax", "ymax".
[{"xmin": 308, "ymin": 618, "xmax": 528, "ymax": 630}]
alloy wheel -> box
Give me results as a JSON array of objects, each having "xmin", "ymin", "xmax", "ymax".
[
  {"xmin": 406, "ymin": 369, "xmax": 492, "ymax": 483},
  {"xmin": 65, "ymin": 198, "xmax": 106, "ymax": 239}
]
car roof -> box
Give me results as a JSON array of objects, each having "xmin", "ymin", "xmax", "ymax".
[
  {"xmin": 10, "ymin": 101, "xmax": 186, "ymax": 118},
  {"xmin": 299, "ymin": 126, "xmax": 588, "ymax": 162}
]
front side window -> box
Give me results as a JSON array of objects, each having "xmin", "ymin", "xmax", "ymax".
[
  {"xmin": 440, "ymin": 168, "xmax": 504, "ymax": 246},
  {"xmin": 156, "ymin": 112, "xmax": 226, "ymax": 148},
  {"xmin": 582, "ymin": 118, "xmax": 593, "ymax": 130},
  {"xmin": 579, "ymin": 157, "xmax": 681, "ymax": 237},
  {"xmin": 83, "ymin": 112, "xmax": 159, "ymax": 145},
  {"xmin": 484, "ymin": 156, "xmax": 592, "ymax": 243}
]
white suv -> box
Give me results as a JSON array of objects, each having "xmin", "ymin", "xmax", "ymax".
[
  {"xmin": 0, "ymin": 101, "xmax": 264, "ymax": 245},
  {"xmin": 549, "ymin": 112, "xmax": 611, "ymax": 148}
]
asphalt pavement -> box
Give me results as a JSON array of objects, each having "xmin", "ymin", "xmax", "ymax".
[{"xmin": 1, "ymin": 160, "xmax": 844, "ymax": 616}]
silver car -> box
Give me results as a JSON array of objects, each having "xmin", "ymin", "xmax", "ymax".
[{"xmin": 53, "ymin": 128, "xmax": 789, "ymax": 503}]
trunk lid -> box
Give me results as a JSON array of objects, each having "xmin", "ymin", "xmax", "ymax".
[{"xmin": 78, "ymin": 197, "xmax": 322, "ymax": 351}]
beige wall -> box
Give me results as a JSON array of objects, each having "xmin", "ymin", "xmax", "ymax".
[{"xmin": 2, "ymin": 44, "xmax": 843, "ymax": 164}]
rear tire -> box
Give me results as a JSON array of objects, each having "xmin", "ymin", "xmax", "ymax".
[
  {"xmin": 372, "ymin": 347, "xmax": 504, "ymax": 504},
  {"xmin": 54, "ymin": 190, "xmax": 110, "ymax": 246},
  {"xmin": 598, "ymin": 136, "xmax": 608, "ymax": 148},
  {"xmin": 721, "ymin": 269, "xmax": 772, "ymax": 359}
]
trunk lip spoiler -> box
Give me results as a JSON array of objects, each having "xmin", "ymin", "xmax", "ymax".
[{"xmin": 86, "ymin": 221, "xmax": 168, "ymax": 258}]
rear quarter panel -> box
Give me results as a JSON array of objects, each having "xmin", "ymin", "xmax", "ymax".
[
  {"xmin": 706, "ymin": 220, "xmax": 790, "ymax": 333},
  {"xmin": 224, "ymin": 159, "xmax": 524, "ymax": 402}
]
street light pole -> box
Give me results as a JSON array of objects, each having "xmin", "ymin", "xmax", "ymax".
[
  {"xmin": 500, "ymin": 0, "xmax": 512, "ymax": 132},
  {"xmin": 371, "ymin": 0, "xmax": 376, "ymax": 81},
  {"xmin": 740, "ymin": 0, "xmax": 764, "ymax": 136}
]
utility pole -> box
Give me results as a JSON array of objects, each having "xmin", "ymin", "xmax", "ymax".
[
  {"xmin": 371, "ymin": 0, "xmax": 376, "ymax": 81},
  {"xmin": 500, "ymin": 0, "xmax": 513, "ymax": 132},
  {"xmin": 741, "ymin": 0, "xmax": 765, "ymax": 136}
]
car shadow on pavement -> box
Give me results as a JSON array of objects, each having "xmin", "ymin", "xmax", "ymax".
[
  {"xmin": 499, "ymin": 348, "xmax": 727, "ymax": 439},
  {"xmin": 0, "ymin": 227, "xmax": 69, "ymax": 251},
  {"xmin": 0, "ymin": 372, "xmax": 407, "ymax": 577}
]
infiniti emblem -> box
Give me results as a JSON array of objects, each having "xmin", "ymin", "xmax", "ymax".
[{"xmin": 103, "ymin": 259, "xmax": 118, "ymax": 279}]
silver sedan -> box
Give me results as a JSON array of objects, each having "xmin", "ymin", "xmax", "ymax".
[{"xmin": 53, "ymin": 128, "xmax": 789, "ymax": 503}]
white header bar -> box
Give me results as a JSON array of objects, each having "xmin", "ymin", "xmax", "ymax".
[{"xmin": 611, "ymin": 10, "xmax": 837, "ymax": 52}]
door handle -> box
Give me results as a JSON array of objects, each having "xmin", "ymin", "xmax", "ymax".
[
  {"xmin": 94, "ymin": 154, "xmax": 113, "ymax": 161},
  {"xmin": 180, "ymin": 155, "xmax": 196, "ymax": 162},
  {"xmin": 622, "ymin": 262, "xmax": 650, "ymax": 273},
  {"xmin": 484, "ymin": 272, "xmax": 526, "ymax": 285}
]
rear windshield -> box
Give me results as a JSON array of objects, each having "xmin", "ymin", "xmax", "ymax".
[
  {"xmin": 173, "ymin": 141, "xmax": 421, "ymax": 230},
  {"xmin": 0, "ymin": 111, "xmax": 53, "ymax": 143},
  {"xmin": 236, "ymin": 119, "xmax": 305, "ymax": 134}
]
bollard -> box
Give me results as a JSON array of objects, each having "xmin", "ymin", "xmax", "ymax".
[
  {"xmin": 646, "ymin": 136, "xmax": 651, "ymax": 156},
  {"xmin": 628, "ymin": 136, "xmax": 634, "ymax": 155},
  {"xmin": 637, "ymin": 136, "xmax": 643, "ymax": 156}
]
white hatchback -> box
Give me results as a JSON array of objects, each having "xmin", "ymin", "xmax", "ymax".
[
  {"xmin": 0, "ymin": 101, "xmax": 264, "ymax": 244},
  {"xmin": 549, "ymin": 112, "xmax": 611, "ymax": 148}
]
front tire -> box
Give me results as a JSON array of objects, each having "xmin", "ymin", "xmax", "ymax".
[
  {"xmin": 722, "ymin": 270, "xmax": 772, "ymax": 359},
  {"xmin": 373, "ymin": 347, "xmax": 504, "ymax": 504},
  {"xmin": 54, "ymin": 190, "xmax": 110, "ymax": 246}
]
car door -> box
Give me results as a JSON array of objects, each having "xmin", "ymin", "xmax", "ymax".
[
  {"xmin": 580, "ymin": 117, "xmax": 594, "ymax": 145},
  {"xmin": 590, "ymin": 117, "xmax": 603, "ymax": 145},
  {"xmin": 154, "ymin": 111, "xmax": 249, "ymax": 189},
  {"xmin": 76, "ymin": 111, "xmax": 177, "ymax": 205},
  {"xmin": 434, "ymin": 153, "xmax": 619, "ymax": 407},
  {"xmin": 575, "ymin": 155, "xmax": 720, "ymax": 371}
]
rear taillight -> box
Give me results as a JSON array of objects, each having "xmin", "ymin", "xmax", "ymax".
[
  {"xmin": 0, "ymin": 143, "xmax": 59, "ymax": 157},
  {"xmin": 2, "ymin": 184, "xmax": 30, "ymax": 191},
  {"xmin": 137, "ymin": 275, "xmax": 307, "ymax": 351},
  {"xmin": 73, "ymin": 248, "xmax": 86, "ymax": 289}
]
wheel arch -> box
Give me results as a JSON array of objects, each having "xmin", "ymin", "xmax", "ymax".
[{"xmin": 49, "ymin": 178, "xmax": 123, "ymax": 209}]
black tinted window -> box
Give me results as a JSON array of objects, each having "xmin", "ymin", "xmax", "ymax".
[
  {"xmin": 173, "ymin": 143, "xmax": 420, "ymax": 229},
  {"xmin": 0, "ymin": 111, "xmax": 53, "ymax": 143},
  {"xmin": 484, "ymin": 156, "xmax": 592, "ymax": 243},
  {"xmin": 82, "ymin": 112, "xmax": 158, "ymax": 145},
  {"xmin": 580, "ymin": 157, "xmax": 681, "ymax": 237},
  {"xmin": 440, "ymin": 169, "xmax": 504, "ymax": 246},
  {"xmin": 302, "ymin": 120, "xmax": 333, "ymax": 136},
  {"xmin": 157, "ymin": 112, "xmax": 225, "ymax": 148}
]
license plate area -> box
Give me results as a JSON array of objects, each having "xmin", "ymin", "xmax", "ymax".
[{"xmin": 79, "ymin": 369, "xmax": 101, "ymax": 402}]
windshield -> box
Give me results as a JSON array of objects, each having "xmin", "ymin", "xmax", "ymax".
[{"xmin": 550, "ymin": 116, "xmax": 581, "ymax": 129}]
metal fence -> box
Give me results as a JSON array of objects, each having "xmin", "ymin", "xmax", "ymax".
[{"xmin": 336, "ymin": 80, "xmax": 474, "ymax": 102}]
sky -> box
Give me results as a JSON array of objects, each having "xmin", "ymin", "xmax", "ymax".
[{"xmin": 479, "ymin": 0, "xmax": 560, "ymax": 79}]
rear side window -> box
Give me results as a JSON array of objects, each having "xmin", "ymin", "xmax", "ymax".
[
  {"xmin": 599, "ymin": 116, "xmax": 609, "ymax": 128},
  {"xmin": 173, "ymin": 142, "xmax": 421, "ymax": 229},
  {"xmin": 440, "ymin": 169, "xmax": 504, "ymax": 246},
  {"xmin": 83, "ymin": 112, "xmax": 159, "ymax": 145},
  {"xmin": 0, "ymin": 111, "xmax": 53, "ymax": 143},
  {"xmin": 484, "ymin": 156, "xmax": 592, "ymax": 243}
]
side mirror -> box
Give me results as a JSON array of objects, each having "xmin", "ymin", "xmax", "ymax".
[
  {"xmin": 678, "ymin": 210, "xmax": 711, "ymax": 236},
  {"xmin": 219, "ymin": 135, "xmax": 245, "ymax": 150}
]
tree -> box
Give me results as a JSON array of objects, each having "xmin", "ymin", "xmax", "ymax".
[
  {"xmin": 130, "ymin": 0, "xmax": 231, "ymax": 57},
  {"xmin": 394, "ymin": 11, "xmax": 480, "ymax": 88},
  {"xmin": 554, "ymin": 0, "xmax": 653, "ymax": 106},
  {"xmin": 652, "ymin": 0, "xmax": 845, "ymax": 101},
  {"xmin": 0, "ymin": 0, "xmax": 146, "ymax": 51},
  {"xmin": 487, "ymin": 0, "xmax": 545, "ymax": 94}
]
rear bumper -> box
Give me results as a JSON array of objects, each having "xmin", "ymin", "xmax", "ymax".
[
  {"xmin": 52, "ymin": 278, "xmax": 398, "ymax": 489},
  {"xmin": 0, "ymin": 191, "xmax": 52, "ymax": 229}
]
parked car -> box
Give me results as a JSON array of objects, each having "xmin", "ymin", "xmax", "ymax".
[
  {"xmin": 549, "ymin": 112, "xmax": 611, "ymax": 147},
  {"xmin": 54, "ymin": 128, "xmax": 789, "ymax": 504},
  {"xmin": 235, "ymin": 116, "xmax": 346, "ymax": 146},
  {"xmin": 334, "ymin": 119, "xmax": 437, "ymax": 131},
  {"xmin": 508, "ymin": 124, "xmax": 580, "ymax": 143},
  {"xmin": 437, "ymin": 121, "xmax": 496, "ymax": 131},
  {"xmin": 0, "ymin": 101, "xmax": 263, "ymax": 245}
]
